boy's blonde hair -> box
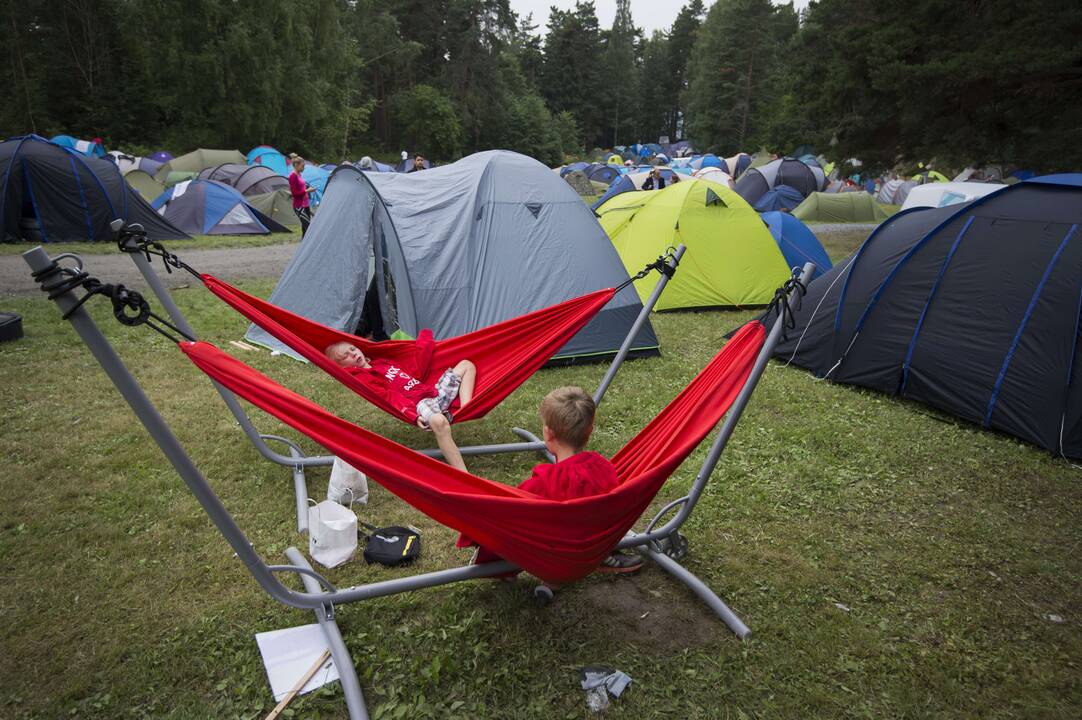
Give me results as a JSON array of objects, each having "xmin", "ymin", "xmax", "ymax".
[{"xmin": 539, "ymin": 386, "xmax": 596, "ymax": 450}]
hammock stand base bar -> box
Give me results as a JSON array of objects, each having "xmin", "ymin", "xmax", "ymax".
[
  {"xmin": 25, "ymin": 245, "xmax": 813, "ymax": 720},
  {"xmin": 121, "ymin": 239, "xmax": 684, "ymax": 532}
]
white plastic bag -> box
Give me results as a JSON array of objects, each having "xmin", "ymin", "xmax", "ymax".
[
  {"xmin": 308, "ymin": 499, "xmax": 358, "ymax": 568},
  {"xmin": 328, "ymin": 457, "xmax": 368, "ymax": 505}
]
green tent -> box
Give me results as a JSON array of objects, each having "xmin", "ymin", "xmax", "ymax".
[
  {"xmin": 792, "ymin": 192, "xmax": 893, "ymax": 223},
  {"xmin": 247, "ymin": 188, "xmax": 300, "ymax": 228},
  {"xmin": 125, "ymin": 169, "xmax": 165, "ymax": 202},
  {"xmin": 154, "ymin": 148, "xmax": 246, "ymax": 182},
  {"xmin": 596, "ymin": 178, "xmax": 790, "ymax": 309}
]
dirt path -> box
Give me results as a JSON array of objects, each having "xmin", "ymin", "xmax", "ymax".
[{"xmin": 0, "ymin": 242, "xmax": 300, "ymax": 296}]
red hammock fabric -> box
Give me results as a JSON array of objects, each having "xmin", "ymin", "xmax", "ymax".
[
  {"xmin": 181, "ymin": 321, "xmax": 767, "ymax": 584},
  {"xmin": 202, "ymin": 275, "xmax": 616, "ymax": 424}
]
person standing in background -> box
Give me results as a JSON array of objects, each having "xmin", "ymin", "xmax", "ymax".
[{"xmin": 288, "ymin": 154, "xmax": 315, "ymax": 236}]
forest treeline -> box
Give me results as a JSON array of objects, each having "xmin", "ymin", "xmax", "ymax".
[{"xmin": 4, "ymin": 0, "xmax": 1080, "ymax": 171}]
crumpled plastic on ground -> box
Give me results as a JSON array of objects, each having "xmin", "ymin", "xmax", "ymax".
[{"xmin": 580, "ymin": 665, "xmax": 632, "ymax": 711}]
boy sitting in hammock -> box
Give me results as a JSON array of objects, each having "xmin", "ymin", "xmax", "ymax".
[
  {"xmin": 325, "ymin": 335, "xmax": 476, "ymax": 469},
  {"xmin": 451, "ymin": 386, "xmax": 644, "ymax": 574}
]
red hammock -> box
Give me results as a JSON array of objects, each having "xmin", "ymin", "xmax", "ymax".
[
  {"xmin": 181, "ymin": 320, "xmax": 767, "ymax": 584},
  {"xmin": 202, "ymin": 275, "xmax": 615, "ymax": 424}
]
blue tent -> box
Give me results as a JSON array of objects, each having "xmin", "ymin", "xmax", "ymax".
[
  {"xmin": 591, "ymin": 168, "xmax": 680, "ymax": 210},
  {"xmin": 50, "ymin": 135, "xmax": 106, "ymax": 158},
  {"xmin": 691, "ymin": 154, "xmax": 722, "ymax": 170},
  {"xmin": 560, "ymin": 161, "xmax": 590, "ymax": 177},
  {"xmin": 151, "ymin": 179, "xmax": 289, "ymax": 235},
  {"xmin": 761, "ymin": 212, "xmax": 832, "ymax": 280},
  {"xmin": 355, "ymin": 157, "xmax": 396, "ymax": 173},
  {"xmin": 1, "ymin": 134, "xmax": 187, "ymax": 243},
  {"xmin": 584, "ymin": 163, "xmax": 620, "ymax": 185},
  {"xmin": 774, "ymin": 174, "xmax": 1082, "ymax": 458},
  {"xmin": 300, "ymin": 164, "xmax": 331, "ymax": 205},
  {"xmin": 753, "ymin": 184, "xmax": 805, "ymax": 213},
  {"xmin": 247, "ymin": 146, "xmax": 289, "ymax": 176},
  {"xmin": 724, "ymin": 153, "xmax": 752, "ymax": 178}
]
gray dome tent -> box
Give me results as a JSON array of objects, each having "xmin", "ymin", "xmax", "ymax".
[
  {"xmin": 734, "ymin": 157, "xmax": 826, "ymax": 208},
  {"xmin": 247, "ymin": 150, "xmax": 659, "ymax": 362}
]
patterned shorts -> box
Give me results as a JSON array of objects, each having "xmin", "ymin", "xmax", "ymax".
[{"xmin": 415, "ymin": 369, "xmax": 462, "ymax": 426}]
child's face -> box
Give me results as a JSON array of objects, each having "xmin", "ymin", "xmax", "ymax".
[{"xmin": 331, "ymin": 343, "xmax": 368, "ymax": 368}]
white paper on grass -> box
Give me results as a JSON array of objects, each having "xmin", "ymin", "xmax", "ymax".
[{"xmin": 255, "ymin": 623, "xmax": 340, "ymax": 701}]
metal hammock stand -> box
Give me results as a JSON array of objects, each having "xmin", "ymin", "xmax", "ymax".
[
  {"xmin": 115, "ymin": 226, "xmax": 685, "ymax": 533},
  {"xmin": 25, "ymin": 244, "xmax": 811, "ymax": 720}
]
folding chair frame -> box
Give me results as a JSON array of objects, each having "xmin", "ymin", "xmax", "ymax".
[
  {"xmin": 26, "ymin": 245, "xmax": 812, "ymax": 720},
  {"xmin": 119, "ymin": 239, "xmax": 685, "ymax": 533}
]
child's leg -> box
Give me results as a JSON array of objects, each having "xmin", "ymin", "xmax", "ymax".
[
  {"xmin": 428, "ymin": 414, "xmax": 466, "ymax": 472},
  {"xmin": 452, "ymin": 360, "xmax": 476, "ymax": 407}
]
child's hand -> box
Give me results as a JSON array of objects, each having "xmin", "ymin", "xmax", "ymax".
[{"xmin": 416, "ymin": 418, "xmax": 430, "ymax": 431}]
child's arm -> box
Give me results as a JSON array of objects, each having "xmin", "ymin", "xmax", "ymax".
[{"xmin": 412, "ymin": 328, "xmax": 435, "ymax": 378}]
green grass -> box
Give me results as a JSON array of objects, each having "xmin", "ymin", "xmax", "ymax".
[
  {"xmin": 1, "ymin": 231, "xmax": 1080, "ymax": 719},
  {"xmin": 0, "ymin": 230, "xmax": 299, "ymax": 256}
]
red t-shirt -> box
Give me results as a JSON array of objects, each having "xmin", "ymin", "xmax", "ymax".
[
  {"xmin": 458, "ymin": 451, "xmax": 619, "ymax": 562},
  {"xmin": 517, "ymin": 451, "xmax": 619, "ymax": 500},
  {"xmin": 288, "ymin": 171, "xmax": 309, "ymax": 209},
  {"xmin": 341, "ymin": 329, "xmax": 436, "ymax": 423},
  {"xmin": 351, "ymin": 360, "xmax": 436, "ymax": 405}
]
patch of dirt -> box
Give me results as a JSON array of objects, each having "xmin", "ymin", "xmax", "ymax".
[{"xmin": 576, "ymin": 571, "xmax": 726, "ymax": 654}]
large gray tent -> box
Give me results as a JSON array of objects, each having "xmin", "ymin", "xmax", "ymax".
[{"xmin": 247, "ymin": 150, "xmax": 659, "ymax": 361}]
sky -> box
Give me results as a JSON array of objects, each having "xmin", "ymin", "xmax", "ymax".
[{"xmin": 510, "ymin": 0, "xmax": 811, "ymax": 36}]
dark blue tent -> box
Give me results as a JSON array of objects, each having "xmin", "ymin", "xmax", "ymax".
[
  {"xmin": 774, "ymin": 174, "xmax": 1082, "ymax": 457},
  {"xmin": 753, "ymin": 184, "xmax": 805, "ymax": 212},
  {"xmin": 761, "ymin": 211, "xmax": 832, "ymax": 280},
  {"xmin": 584, "ymin": 163, "xmax": 620, "ymax": 185},
  {"xmin": 151, "ymin": 179, "xmax": 289, "ymax": 235},
  {"xmin": 724, "ymin": 153, "xmax": 752, "ymax": 178},
  {"xmin": 0, "ymin": 135, "xmax": 188, "ymax": 243},
  {"xmin": 560, "ymin": 162, "xmax": 590, "ymax": 177}
]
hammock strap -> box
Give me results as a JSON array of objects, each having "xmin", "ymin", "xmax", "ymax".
[
  {"xmin": 30, "ymin": 256, "xmax": 193, "ymax": 344},
  {"xmin": 114, "ymin": 221, "xmax": 201, "ymax": 279},
  {"xmin": 615, "ymin": 247, "xmax": 680, "ymax": 292}
]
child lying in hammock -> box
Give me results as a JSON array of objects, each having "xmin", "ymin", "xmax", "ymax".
[
  {"xmin": 325, "ymin": 336, "xmax": 476, "ymax": 468},
  {"xmin": 450, "ymin": 386, "xmax": 644, "ymax": 575}
]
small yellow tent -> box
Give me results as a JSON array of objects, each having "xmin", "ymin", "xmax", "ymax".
[{"xmin": 596, "ymin": 178, "xmax": 790, "ymax": 309}]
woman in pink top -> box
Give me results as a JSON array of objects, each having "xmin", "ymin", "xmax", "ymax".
[{"xmin": 288, "ymin": 155, "xmax": 315, "ymax": 235}]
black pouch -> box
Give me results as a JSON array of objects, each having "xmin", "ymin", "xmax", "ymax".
[{"xmin": 361, "ymin": 523, "xmax": 422, "ymax": 566}]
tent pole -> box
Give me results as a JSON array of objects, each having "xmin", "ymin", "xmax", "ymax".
[{"xmin": 593, "ymin": 244, "xmax": 685, "ymax": 406}]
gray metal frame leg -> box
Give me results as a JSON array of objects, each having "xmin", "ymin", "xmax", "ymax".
[
  {"xmin": 640, "ymin": 545, "xmax": 751, "ymax": 639},
  {"xmin": 285, "ymin": 548, "xmax": 369, "ymax": 720}
]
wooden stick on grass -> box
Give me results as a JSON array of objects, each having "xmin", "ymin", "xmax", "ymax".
[{"xmin": 265, "ymin": 649, "xmax": 332, "ymax": 720}]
